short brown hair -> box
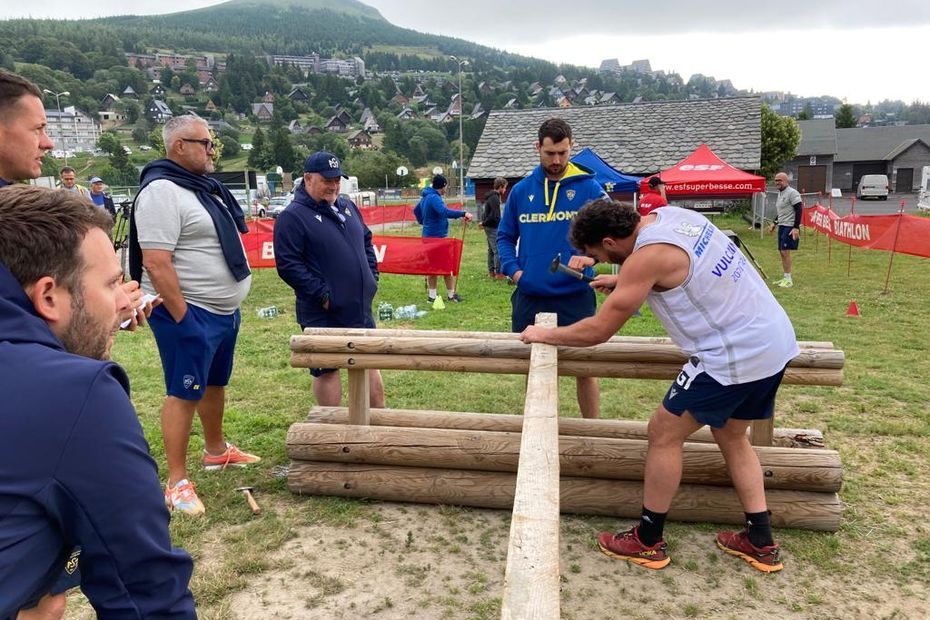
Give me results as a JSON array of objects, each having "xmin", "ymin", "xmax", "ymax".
[
  {"xmin": 570, "ymin": 198, "xmax": 640, "ymax": 250},
  {"xmin": 493, "ymin": 177, "xmax": 507, "ymax": 190},
  {"xmin": 0, "ymin": 69, "xmax": 43, "ymax": 120},
  {"xmin": 538, "ymin": 118, "xmax": 572, "ymax": 144},
  {"xmin": 0, "ymin": 185, "xmax": 113, "ymax": 292}
]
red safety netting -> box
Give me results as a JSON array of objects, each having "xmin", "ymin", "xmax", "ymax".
[{"xmin": 803, "ymin": 204, "xmax": 930, "ymax": 259}]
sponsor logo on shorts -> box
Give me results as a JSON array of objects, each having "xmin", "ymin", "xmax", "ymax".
[
  {"xmin": 65, "ymin": 549, "xmax": 80, "ymax": 574},
  {"xmin": 183, "ymin": 375, "xmax": 195, "ymax": 390},
  {"xmin": 669, "ymin": 388, "xmax": 678, "ymax": 399}
]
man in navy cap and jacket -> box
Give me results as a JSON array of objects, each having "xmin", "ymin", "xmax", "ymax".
[{"xmin": 274, "ymin": 152, "xmax": 385, "ymax": 408}]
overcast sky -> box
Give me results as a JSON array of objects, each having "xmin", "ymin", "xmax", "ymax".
[{"xmin": 6, "ymin": 0, "xmax": 929, "ymax": 104}]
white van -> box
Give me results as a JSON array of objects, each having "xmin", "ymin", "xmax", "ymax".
[{"xmin": 856, "ymin": 174, "xmax": 889, "ymax": 200}]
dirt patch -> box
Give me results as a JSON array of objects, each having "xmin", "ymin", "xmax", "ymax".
[{"xmin": 228, "ymin": 502, "xmax": 930, "ymax": 619}]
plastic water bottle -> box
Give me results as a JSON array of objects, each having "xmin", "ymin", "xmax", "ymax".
[
  {"xmin": 394, "ymin": 304, "xmax": 418, "ymax": 319},
  {"xmin": 378, "ymin": 302, "xmax": 394, "ymax": 321},
  {"xmin": 256, "ymin": 306, "xmax": 278, "ymax": 319}
]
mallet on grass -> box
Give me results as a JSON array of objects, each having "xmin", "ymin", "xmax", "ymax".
[
  {"xmin": 549, "ymin": 253, "xmax": 595, "ymax": 283},
  {"xmin": 235, "ymin": 486, "xmax": 261, "ymax": 515}
]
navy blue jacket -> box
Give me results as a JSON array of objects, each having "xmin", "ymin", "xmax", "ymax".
[
  {"xmin": 0, "ymin": 265, "xmax": 195, "ymax": 619},
  {"xmin": 274, "ymin": 185, "xmax": 379, "ymax": 328},
  {"xmin": 419, "ymin": 187, "xmax": 466, "ymax": 238}
]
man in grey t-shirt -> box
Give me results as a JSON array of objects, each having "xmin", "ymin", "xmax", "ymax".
[
  {"xmin": 135, "ymin": 115, "xmax": 259, "ymax": 517},
  {"xmin": 768, "ymin": 172, "xmax": 802, "ymax": 288}
]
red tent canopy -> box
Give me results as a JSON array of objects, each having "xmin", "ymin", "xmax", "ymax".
[{"xmin": 647, "ymin": 144, "xmax": 766, "ymax": 199}]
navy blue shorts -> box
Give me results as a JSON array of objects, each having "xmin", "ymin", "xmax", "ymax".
[
  {"xmin": 20, "ymin": 548, "xmax": 81, "ymax": 610},
  {"xmin": 149, "ymin": 304, "xmax": 240, "ymax": 400},
  {"xmin": 511, "ymin": 288, "xmax": 596, "ymax": 332},
  {"xmin": 778, "ymin": 225, "xmax": 799, "ymax": 250},
  {"xmin": 662, "ymin": 359, "xmax": 787, "ymax": 429}
]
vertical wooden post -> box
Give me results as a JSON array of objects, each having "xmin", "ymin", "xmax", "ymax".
[
  {"xmin": 750, "ymin": 418, "xmax": 774, "ymax": 446},
  {"xmin": 502, "ymin": 313, "xmax": 560, "ymax": 619},
  {"xmin": 347, "ymin": 369, "xmax": 370, "ymax": 425}
]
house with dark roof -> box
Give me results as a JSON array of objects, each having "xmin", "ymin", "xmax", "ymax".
[
  {"xmin": 148, "ymin": 83, "xmax": 165, "ymax": 98},
  {"xmin": 468, "ymin": 97, "xmax": 761, "ymax": 202},
  {"xmin": 786, "ymin": 119, "xmax": 837, "ymax": 194},
  {"xmin": 288, "ymin": 87, "xmax": 310, "ymax": 102},
  {"xmin": 791, "ymin": 121, "xmax": 930, "ymax": 192},
  {"xmin": 146, "ymin": 99, "xmax": 173, "ymax": 123},
  {"xmin": 324, "ymin": 115, "xmax": 348, "ymax": 133},
  {"xmin": 347, "ymin": 129, "xmax": 373, "ymax": 149},
  {"xmin": 122, "ymin": 85, "xmax": 139, "ymax": 99},
  {"xmin": 251, "ymin": 102, "xmax": 274, "ymax": 121}
]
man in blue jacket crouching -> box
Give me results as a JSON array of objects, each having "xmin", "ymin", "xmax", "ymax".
[{"xmin": 0, "ymin": 186, "xmax": 195, "ymax": 619}]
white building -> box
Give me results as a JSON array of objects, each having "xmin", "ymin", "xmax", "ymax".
[{"xmin": 45, "ymin": 106, "xmax": 100, "ymax": 153}]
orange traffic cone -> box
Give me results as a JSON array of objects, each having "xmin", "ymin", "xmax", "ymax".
[{"xmin": 846, "ymin": 300, "xmax": 860, "ymax": 317}]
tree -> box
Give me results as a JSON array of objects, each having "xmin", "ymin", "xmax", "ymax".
[
  {"xmin": 835, "ymin": 103, "xmax": 857, "ymax": 128},
  {"xmin": 760, "ymin": 104, "xmax": 801, "ymax": 179},
  {"xmin": 247, "ymin": 127, "xmax": 272, "ymax": 170}
]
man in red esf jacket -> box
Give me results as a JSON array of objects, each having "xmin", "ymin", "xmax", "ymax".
[{"xmin": 638, "ymin": 175, "xmax": 668, "ymax": 216}]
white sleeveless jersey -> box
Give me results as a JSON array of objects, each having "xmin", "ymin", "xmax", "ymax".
[{"xmin": 635, "ymin": 207, "xmax": 799, "ymax": 385}]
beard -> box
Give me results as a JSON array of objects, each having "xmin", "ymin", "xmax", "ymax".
[{"xmin": 58, "ymin": 285, "xmax": 116, "ymax": 361}]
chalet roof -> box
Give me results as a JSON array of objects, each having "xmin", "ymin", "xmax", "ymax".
[
  {"xmin": 796, "ymin": 119, "xmax": 837, "ymax": 156},
  {"xmin": 469, "ymin": 97, "xmax": 761, "ymax": 179},
  {"xmin": 834, "ymin": 124, "xmax": 930, "ymax": 162}
]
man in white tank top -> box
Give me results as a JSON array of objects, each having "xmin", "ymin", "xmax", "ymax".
[{"xmin": 521, "ymin": 198, "xmax": 800, "ymax": 573}]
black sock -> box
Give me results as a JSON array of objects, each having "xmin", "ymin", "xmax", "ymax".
[
  {"xmin": 745, "ymin": 510, "xmax": 774, "ymax": 548},
  {"xmin": 637, "ymin": 507, "xmax": 667, "ymax": 546}
]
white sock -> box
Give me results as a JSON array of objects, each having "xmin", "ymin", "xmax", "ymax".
[
  {"xmin": 447, "ymin": 289, "xmax": 456, "ymax": 298},
  {"xmin": 784, "ymin": 273, "xmax": 792, "ymax": 281},
  {"xmin": 428, "ymin": 288, "xmax": 437, "ymax": 298}
]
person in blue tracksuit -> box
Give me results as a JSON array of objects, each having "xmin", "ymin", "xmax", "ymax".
[
  {"xmin": 274, "ymin": 152, "xmax": 385, "ymax": 408},
  {"xmin": 0, "ymin": 186, "xmax": 195, "ymax": 619},
  {"xmin": 497, "ymin": 117, "xmax": 608, "ymax": 418},
  {"xmin": 419, "ymin": 174, "xmax": 473, "ymax": 303}
]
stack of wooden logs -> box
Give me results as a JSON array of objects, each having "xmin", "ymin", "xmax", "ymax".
[{"xmin": 286, "ymin": 328, "xmax": 844, "ymax": 532}]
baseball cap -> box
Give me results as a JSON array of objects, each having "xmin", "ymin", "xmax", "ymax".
[
  {"xmin": 304, "ymin": 151, "xmax": 348, "ymax": 179},
  {"xmin": 89, "ymin": 176, "xmax": 103, "ymax": 184}
]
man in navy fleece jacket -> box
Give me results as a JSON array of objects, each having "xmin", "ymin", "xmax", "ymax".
[{"xmin": 0, "ymin": 186, "xmax": 195, "ymax": 619}]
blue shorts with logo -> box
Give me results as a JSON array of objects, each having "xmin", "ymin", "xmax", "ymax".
[
  {"xmin": 662, "ymin": 358, "xmax": 787, "ymax": 429},
  {"xmin": 149, "ymin": 303, "xmax": 240, "ymax": 400},
  {"xmin": 511, "ymin": 288, "xmax": 596, "ymax": 332},
  {"xmin": 778, "ymin": 225, "xmax": 799, "ymax": 250}
]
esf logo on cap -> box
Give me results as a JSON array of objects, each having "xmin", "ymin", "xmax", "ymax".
[{"xmin": 304, "ymin": 151, "xmax": 348, "ymax": 178}]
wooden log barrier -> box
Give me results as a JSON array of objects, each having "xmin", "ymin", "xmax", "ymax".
[
  {"xmin": 285, "ymin": 423, "xmax": 842, "ymax": 492},
  {"xmin": 290, "ymin": 335, "xmax": 845, "ymax": 369},
  {"xmin": 290, "ymin": 352, "xmax": 844, "ymax": 386},
  {"xmin": 286, "ymin": 461, "xmax": 843, "ymax": 532},
  {"xmin": 305, "ymin": 407, "xmax": 826, "ymax": 449},
  {"xmin": 297, "ymin": 327, "xmax": 835, "ymax": 351}
]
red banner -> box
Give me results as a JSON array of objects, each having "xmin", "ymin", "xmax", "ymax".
[
  {"xmin": 240, "ymin": 221, "xmax": 464, "ymax": 275},
  {"xmin": 358, "ymin": 203, "xmax": 464, "ymax": 226},
  {"xmin": 802, "ymin": 205, "xmax": 930, "ymax": 259}
]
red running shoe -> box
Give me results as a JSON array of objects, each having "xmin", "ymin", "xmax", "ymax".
[
  {"xmin": 716, "ymin": 530, "xmax": 784, "ymax": 573},
  {"xmin": 597, "ymin": 527, "xmax": 670, "ymax": 570}
]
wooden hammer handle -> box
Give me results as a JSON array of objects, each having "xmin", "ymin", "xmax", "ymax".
[{"xmin": 242, "ymin": 489, "xmax": 261, "ymax": 515}]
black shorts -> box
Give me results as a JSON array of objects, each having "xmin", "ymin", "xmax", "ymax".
[
  {"xmin": 511, "ymin": 288, "xmax": 596, "ymax": 332},
  {"xmin": 662, "ymin": 358, "xmax": 787, "ymax": 429}
]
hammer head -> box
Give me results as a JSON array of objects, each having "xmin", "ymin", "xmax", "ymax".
[
  {"xmin": 548, "ymin": 253, "xmax": 562, "ymax": 274},
  {"xmin": 234, "ymin": 486, "xmax": 254, "ymax": 493}
]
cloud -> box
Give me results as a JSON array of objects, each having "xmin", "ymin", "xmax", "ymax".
[{"xmin": 368, "ymin": 0, "xmax": 930, "ymax": 40}]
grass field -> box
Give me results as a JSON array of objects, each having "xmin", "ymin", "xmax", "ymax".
[{"xmin": 72, "ymin": 214, "xmax": 930, "ymax": 618}]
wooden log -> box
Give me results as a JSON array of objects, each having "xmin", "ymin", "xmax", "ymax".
[
  {"xmin": 290, "ymin": 352, "xmax": 844, "ymax": 386},
  {"xmin": 286, "ymin": 461, "xmax": 842, "ymax": 532},
  {"xmin": 298, "ymin": 327, "xmax": 835, "ymax": 351},
  {"xmin": 306, "ymin": 407, "xmax": 827, "ymax": 449},
  {"xmin": 290, "ymin": 335, "xmax": 844, "ymax": 369},
  {"xmin": 285, "ymin": 423, "xmax": 843, "ymax": 492},
  {"xmin": 346, "ymin": 369, "xmax": 369, "ymax": 425},
  {"xmin": 503, "ymin": 312, "xmax": 560, "ymax": 619}
]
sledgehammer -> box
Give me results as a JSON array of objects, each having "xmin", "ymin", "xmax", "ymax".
[
  {"xmin": 235, "ymin": 486, "xmax": 261, "ymax": 515},
  {"xmin": 549, "ymin": 253, "xmax": 595, "ymax": 283}
]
